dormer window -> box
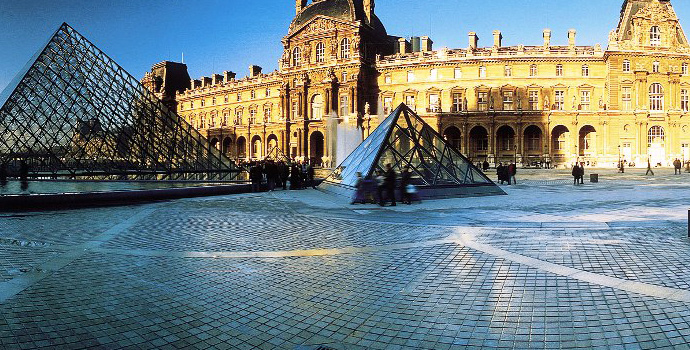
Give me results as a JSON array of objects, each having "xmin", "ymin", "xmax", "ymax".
[
  {"xmin": 315, "ymin": 42, "xmax": 325, "ymax": 63},
  {"xmin": 650, "ymin": 26, "xmax": 661, "ymax": 46},
  {"xmin": 292, "ymin": 47, "xmax": 302, "ymax": 66}
]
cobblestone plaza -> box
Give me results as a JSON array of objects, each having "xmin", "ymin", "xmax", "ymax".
[{"xmin": 0, "ymin": 169, "xmax": 689, "ymax": 349}]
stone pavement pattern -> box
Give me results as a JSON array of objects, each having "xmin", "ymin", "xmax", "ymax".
[{"xmin": 1, "ymin": 168, "xmax": 690, "ymax": 349}]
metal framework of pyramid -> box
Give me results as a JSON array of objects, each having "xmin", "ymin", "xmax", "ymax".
[
  {"xmin": 0, "ymin": 23, "xmax": 242, "ymax": 181},
  {"xmin": 264, "ymin": 146, "xmax": 290, "ymax": 163},
  {"xmin": 320, "ymin": 104, "xmax": 505, "ymax": 199}
]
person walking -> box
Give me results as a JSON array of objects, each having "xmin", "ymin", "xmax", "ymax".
[
  {"xmin": 351, "ymin": 172, "xmax": 365, "ymax": 205},
  {"xmin": 383, "ymin": 164, "xmax": 397, "ymax": 207},
  {"xmin": 673, "ymin": 158, "xmax": 681, "ymax": 175},
  {"xmin": 496, "ymin": 163, "xmax": 504, "ymax": 184},
  {"xmin": 509, "ymin": 162, "xmax": 517, "ymax": 185},
  {"xmin": 572, "ymin": 163, "xmax": 580, "ymax": 185},
  {"xmin": 579, "ymin": 162, "xmax": 585, "ymax": 184},
  {"xmin": 645, "ymin": 158, "xmax": 654, "ymax": 176},
  {"xmin": 483, "ymin": 160, "xmax": 490, "ymax": 172},
  {"xmin": 400, "ymin": 166, "xmax": 412, "ymax": 205}
]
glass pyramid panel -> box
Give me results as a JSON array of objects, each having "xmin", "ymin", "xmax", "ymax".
[
  {"xmin": 321, "ymin": 104, "xmax": 502, "ymax": 198},
  {"xmin": 0, "ymin": 23, "xmax": 241, "ymax": 181}
]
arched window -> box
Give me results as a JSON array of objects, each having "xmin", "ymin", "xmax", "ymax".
[
  {"xmin": 648, "ymin": 126, "xmax": 665, "ymax": 145},
  {"xmin": 623, "ymin": 60, "xmax": 630, "ymax": 72},
  {"xmin": 650, "ymin": 26, "xmax": 661, "ymax": 46},
  {"xmin": 649, "ymin": 83, "xmax": 664, "ymax": 111},
  {"xmin": 292, "ymin": 47, "xmax": 301, "ymax": 66},
  {"xmin": 315, "ymin": 42, "xmax": 325, "ymax": 63},
  {"xmin": 311, "ymin": 94, "xmax": 323, "ymax": 120},
  {"xmin": 340, "ymin": 38, "xmax": 350, "ymax": 59}
]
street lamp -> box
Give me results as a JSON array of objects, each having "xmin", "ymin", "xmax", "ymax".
[
  {"xmin": 618, "ymin": 145, "xmax": 621, "ymax": 171},
  {"xmin": 514, "ymin": 144, "xmax": 518, "ymax": 165}
]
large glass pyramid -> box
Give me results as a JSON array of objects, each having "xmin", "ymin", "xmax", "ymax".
[
  {"xmin": 0, "ymin": 23, "xmax": 241, "ymax": 181},
  {"xmin": 320, "ymin": 104, "xmax": 505, "ymax": 199}
]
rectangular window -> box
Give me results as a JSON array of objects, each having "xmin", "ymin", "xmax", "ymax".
[
  {"xmin": 428, "ymin": 94, "xmax": 440, "ymax": 112},
  {"xmin": 582, "ymin": 65, "xmax": 589, "ymax": 77},
  {"xmin": 623, "ymin": 60, "xmax": 631, "ymax": 72},
  {"xmin": 477, "ymin": 92, "xmax": 488, "ymax": 111},
  {"xmin": 264, "ymin": 107, "xmax": 271, "ymax": 123},
  {"xmin": 212, "ymin": 97, "xmax": 216, "ymax": 106},
  {"xmin": 407, "ymin": 71, "xmax": 415, "ymax": 82},
  {"xmin": 405, "ymin": 95, "xmax": 416, "ymax": 111},
  {"xmin": 622, "ymin": 87, "xmax": 632, "ymax": 111},
  {"xmin": 504, "ymin": 65, "xmax": 512, "ymax": 77},
  {"xmin": 479, "ymin": 66, "xmax": 486, "ymax": 78},
  {"xmin": 237, "ymin": 93, "xmax": 242, "ymax": 102},
  {"xmin": 529, "ymin": 90, "xmax": 539, "ymax": 110},
  {"xmin": 292, "ymin": 101, "xmax": 299, "ymax": 119},
  {"xmin": 580, "ymin": 91, "xmax": 590, "ymax": 110},
  {"xmin": 452, "ymin": 93, "xmax": 463, "ymax": 112},
  {"xmin": 340, "ymin": 95, "xmax": 350, "ymax": 116},
  {"xmin": 653, "ymin": 61, "xmax": 660, "ymax": 73},
  {"xmin": 530, "ymin": 65, "xmax": 537, "ymax": 77},
  {"xmin": 224, "ymin": 95, "xmax": 229, "ymax": 103},
  {"xmin": 683, "ymin": 63, "xmax": 689, "ymax": 76},
  {"xmin": 682, "ymin": 89, "xmax": 689, "ymax": 112},
  {"xmin": 556, "ymin": 64, "xmax": 563, "ymax": 77},
  {"xmin": 503, "ymin": 91, "xmax": 514, "ymax": 110},
  {"xmin": 454, "ymin": 68, "xmax": 462, "ymax": 79},
  {"xmin": 235, "ymin": 110, "xmax": 243, "ymax": 125},
  {"xmin": 265, "ymin": 89, "xmax": 271, "ymax": 97},
  {"xmin": 555, "ymin": 91, "xmax": 565, "ymax": 110},
  {"xmin": 223, "ymin": 112, "xmax": 229, "ymax": 126},
  {"xmin": 385, "ymin": 74, "xmax": 392, "ymax": 84},
  {"xmin": 383, "ymin": 97, "xmax": 393, "ymax": 114},
  {"xmin": 249, "ymin": 109, "xmax": 257, "ymax": 124},
  {"xmin": 200, "ymin": 99, "xmax": 205, "ymax": 107},
  {"xmin": 430, "ymin": 69, "xmax": 438, "ymax": 81},
  {"xmin": 190, "ymin": 101, "xmax": 194, "ymax": 109}
]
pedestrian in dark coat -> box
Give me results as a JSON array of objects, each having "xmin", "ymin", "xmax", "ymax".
[
  {"xmin": 572, "ymin": 163, "xmax": 580, "ymax": 185},
  {"xmin": 381, "ymin": 164, "xmax": 397, "ymax": 206},
  {"xmin": 496, "ymin": 163, "xmax": 504, "ymax": 184},
  {"xmin": 400, "ymin": 166, "xmax": 412, "ymax": 205},
  {"xmin": 579, "ymin": 162, "xmax": 585, "ymax": 184},
  {"xmin": 307, "ymin": 163, "xmax": 316, "ymax": 189},
  {"xmin": 508, "ymin": 163, "xmax": 517, "ymax": 185},
  {"xmin": 483, "ymin": 161, "xmax": 490, "ymax": 172}
]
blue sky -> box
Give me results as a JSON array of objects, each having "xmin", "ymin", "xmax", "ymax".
[{"xmin": 1, "ymin": 0, "xmax": 689, "ymax": 93}]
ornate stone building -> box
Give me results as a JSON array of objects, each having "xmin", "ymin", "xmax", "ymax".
[{"xmin": 147, "ymin": 0, "xmax": 690, "ymax": 168}]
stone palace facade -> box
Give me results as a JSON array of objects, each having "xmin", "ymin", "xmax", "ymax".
[{"xmin": 143, "ymin": 0, "xmax": 690, "ymax": 168}]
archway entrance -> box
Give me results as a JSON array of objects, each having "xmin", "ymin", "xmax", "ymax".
[
  {"xmin": 523, "ymin": 125, "xmax": 543, "ymax": 165},
  {"xmin": 579, "ymin": 125, "xmax": 597, "ymax": 157},
  {"xmin": 496, "ymin": 125, "xmax": 516, "ymax": 163},
  {"xmin": 267, "ymin": 134, "xmax": 279, "ymax": 153},
  {"xmin": 648, "ymin": 126, "xmax": 666, "ymax": 166},
  {"xmin": 236, "ymin": 136, "xmax": 247, "ymax": 161},
  {"xmin": 552, "ymin": 125, "xmax": 570, "ymax": 165},
  {"xmin": 251, "ymin": 136, "xmax": 262, "ymax": 160},
  {"xmin": 469, "ymin": 126, "xmax": 488, "ymax": 161},
  {"xmin": 443, "ymin": 126, "xmax": 462, "ymax": 151},
  {"xmin": 309, "ymin": 131, "xmax": 325, "ymax": 166},
  {"xmin": 222, "ymin": 137, "xmax": 233, "ymax": 157}
]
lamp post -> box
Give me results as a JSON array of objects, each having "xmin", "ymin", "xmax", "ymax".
[
  {"xmin": 618, "ymin": 145, "xmax": 621, "ymax": 171},
  {"xmin": 514, "ymin": 144, "xmax": 518, "ymax": 165}
]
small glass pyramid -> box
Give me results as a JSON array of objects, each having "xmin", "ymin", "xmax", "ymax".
[
  {"xmin": 0, "ymin": 23, "xmax": 241, "ymax": 181},
  {"xmin": 321, "ymin": 104, "xmax": 505, "ymax": 199}
]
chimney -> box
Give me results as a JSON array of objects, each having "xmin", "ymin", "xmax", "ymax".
[
  {"xmin": 201, "ymin": 77, "xmax": 212, "ymax": 87},
  {"xmin": 212, "ymin": 74, "xmax": 223, "ymax": 85},
  {"xmin": 568, "ymin": 29, "xmax": 577, "ymax": 47},
  {"xmin": 249, "ymin": 65, "xmax": 263, "ymax": 78},
  {"xmin": 468, "ymin": 32, "xmax": 478, "ymax": 51},
  {"xmin": 296, "ymin": 0, "xmax": 307, "ymax": 15},
  {"xmin": 421, "ymin": 36, "xmax": 433, "ymax": 52},
  {"xmin": 191, "ymin": 79, "xmax": 201, "ymax": 89},
  {"xmin": 398, "ymin": 38, "xmax": 410, "ymax": 54},
  {"xmin": 543, "ymin": 29, "xmax": 552, "ymax": 47},
  {"xmin": 223, "ymin": 71, "xmax": 236, "ymax": 83},
  {"xmin": 363, "ymin": 0, "xmax": 375, "ymax": 23},
  {"xmin": 493, "ymin": 30, "xmax": 503, "ymax": 48}
]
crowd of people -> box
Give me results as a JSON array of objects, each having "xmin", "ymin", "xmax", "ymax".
[
  {"xmin": 246, "ymin": 160, "xmax": 316, "ymax": 192},
  {"xmin": 496, "ymin": 162, "xmax": 517, "ymax": 185},
  {"xmin": 352, "ymin": 164, "xmax": 418, "ymax": 206}
]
